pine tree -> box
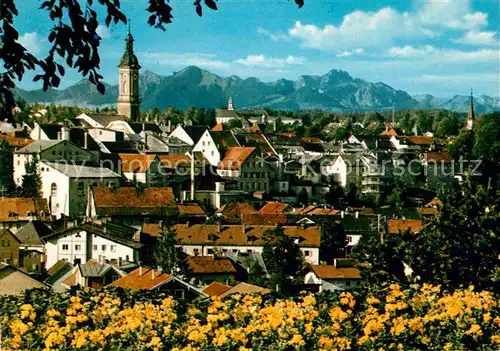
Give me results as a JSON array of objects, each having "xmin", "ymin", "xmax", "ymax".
[
  {"xmin": 21, "ymin": 155, "xmax": 42, "ymax": 198},
  {"xmin": 0, "ymin": 139, "xmax": 14, "ymax": 192},
  {"xmin": 154, "ymin": 228, "xmax": 192, "ymax": 280}
]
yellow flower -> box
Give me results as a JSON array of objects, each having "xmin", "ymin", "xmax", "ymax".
[
  {"xmin": 366, "ymin": 296, "xmax": 380, "ymax": 305},
  {"xmin": 465, "ymin": 323, "xmax": 483, "ymax": 337},
  {"xmin": 288, "ymin": 334, "xmax": 304, "ymax": 346}
]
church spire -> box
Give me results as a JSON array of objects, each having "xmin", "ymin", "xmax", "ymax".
[
  {"xmin": 466, "ymin": 88, "xmax": 475, "ymax": 130},
  {"xmin": 119, "ymin": 20, "xmax": 141, "ymax": 69}
]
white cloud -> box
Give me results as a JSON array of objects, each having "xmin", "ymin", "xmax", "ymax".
[
  {"xmin": 388, "ymin": 45, "xmax": 499, "ymax": 62},
  {"xmin": 18, "ymin": 32, "xmax": 41, "ymax": 54},
  {"xmin": 97, "ymin": 25, "xmax": 111, "ymax": 39},
  {"xmin": 257, "ymin": 27, "xmax": 291, "ymax": 42},
  {"xmin": 141, "ymin": 52, "xmax": 229, "ymax": 70},
  {"xmin": 453, "ymin": 30, "xmax": 498, "ymax": 46},
  {"xmin": 336, "ymin": 48, "xmax": 365, "ymax": 57},
  {"xmin": 288, "ymin": 0, "xmax": 490, "ymax": 52},
  {"xmin": 234, "ymin": 54, "xmax": 307, "ymax": 68}
]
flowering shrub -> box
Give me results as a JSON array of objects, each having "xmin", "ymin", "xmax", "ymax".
[{"xmin": 1, "ymin": 284, "xmax": 499, "ymax": 350}]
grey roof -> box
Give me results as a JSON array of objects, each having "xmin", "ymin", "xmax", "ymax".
[
  {"xmin": 0, "ymin": 263, "xmax": 48, "ymax": 295},
  {"xmin": 16, "ymin": 140, "xmax": 62, "ymax": 153},
  {"xmin": 184, "ymin": 125, "xmax": 209, "ymax": 144},
  {"xmin": 83, "ymin": 114, "xmax": 128, "ymax": 127},
  {"xmin": 14, "ymin": 221, "xmax": 52, "ymax": 246},
  {"xmin": 78, "ymin": 261, "xmax": 126, "ymax": 278},
  {"xmin": 215, "ymin": 109, "xmax": 240, "ymax": 118},
  {"xmin": 42, "ymin": 162, "xmax": 121, "ymax": 178},
  {"xmin": 226, "ymin": 252, "xmax": 269, "ymax": 276}
]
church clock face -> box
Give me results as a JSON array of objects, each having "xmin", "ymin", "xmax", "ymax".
[{"xmin": 121, "ymin": 73, "xmax": 128, "ymax": 94}]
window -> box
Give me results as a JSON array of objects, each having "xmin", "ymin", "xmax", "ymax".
[
  {"xmin": 247, "ymin": 249, "xmax": 253, "ymax": 253},
  {"xmin": 1, "ymin": 240, "xmax": 4, "ymax": 247},
  {"xmin": 222, "ymin": 249, "xmax": 228, "ymax": 253},
  {"xmin": 211, "ymin": 151, "xmax": 214, "ymax": 156},
  {"xmin": 202, "ymin": 141, "xmax": 205, "ymax": 146},
  {"xmin": 110, "ymin": 245, "xmax": 116, "ymax": 252},
  {"xmin": 75, "ymin": 245, "xmax": 81, "ymax": 251},
  {"xmin": 304, "ymin": 250, "xmax": 310, "ymax": 257},
  {"xmin": 50, "ymin": 183, "xmax": 57, "ymax": 197},
  {"xmin": 101, "ymin": 245, "xmax": 106, "ymax": 251},
  {"xmin": 93, "ymin": 245, "xmax": 98, "ymax": 251},
  {"xmin": 77, "ymin": 182, "xmax": 85, "ymax": 196},
  {"xmin": 62, "ymin": 244, "xmax": 69, "ymax": 251},
  {"xmin": 17, "ymin": 160, "xmax": 20, "ymax": 166},
  {"xmin": 232, "ymin": 249, "xmax": 238, "ymax": 253},
  {"xmin": 174, "ymin": 289, "xmax": 185, "ymax": 299},
  {"xmin": 207, "ymin": 248, "xmax": 214, "ymax": 254},
  {"xmin": 193, "ymin": 248, "xmax": 200, "ymax": 256}
]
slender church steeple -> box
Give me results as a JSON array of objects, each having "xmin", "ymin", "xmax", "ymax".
[
  {"xmin": 117, "ymin": 21, "xmax": 141, "ymax": 120},
  {"xmin": 466, "ymin": 88, "xmax": 475, "ymax": 130}
]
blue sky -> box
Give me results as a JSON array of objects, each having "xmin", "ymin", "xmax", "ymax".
[{"xmin": 14, "ymin": 0, "xmax": 500, "ymax": 97}]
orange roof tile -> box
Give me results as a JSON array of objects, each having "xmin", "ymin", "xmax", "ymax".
[
  {"xmin": 216, "ymin": 202, "xmax": 256, "ymax": 223},
  {"xmin": 0, "ymin": 135, "xmax": 33, "ymax": 148},
  {"xmin": 188, "ymin": 256, "xmax": 236, "ymax": 274},
  {"xmin": 92, "ymin": 187, "xmax": 177, "ymax": 216},
  {"xmin": 178, "ymin": 204, "xmax": 206, "ymax": 216},
  {"xmin": 0, "ymin": 198, "xmax": 49, "ymax": 222},
  {"xmin": 380, "ymin": 128, "xmax": 398, "ymax": 137},
  {"xmin": 203, "ymin": 281, "xmax": 232, "ymax": 297},
  {"xmin": 301, "ymin": 137, "xmax": 322, "ymax": 143},
  {"xmin": 219, "ymin": 282, "xmax": 271, "ymax": 298},
  {"xmin": 425, "ymin": 151, "xmax": 454, "ymax": 163},
  {"xmin": 118, "ymin": 154, "xmax": 157, "ymax": 173},
  {"xmin": 417, "ymin": 207, "xmax": 438, "ymax": 216},
  {"xmin": 311, "ymin": 265, "xmax": 361, "ymax": 279},
  {"xmin": 211, "ymin": 123, "xmax": 225, "ymax": 131},
  {"xmin": 218, "ymin": 147, "xmax": 256, "ymax": 170},
  {"xmin": 407, "ymin": 136, "xmax": 433, "ymax": 145},
  {"xmin": 259, "ymin": 202, "xmax": 290, "ymax": 215},
  {"xmin": 142, "ymin": 223, "xmax": 321, "ymax": 247},
  {"xmin": 425, "ymin": 198, "xmax": 443, "ymax": 208},
  {"xmin": 158, "ymin": 154, "xmax": 191, "ymax": 169},
  {"xmin": 242, "ymin": 213, "xmax": 288, "ymax": 226},
  {"xmin": 109, "ymin": 267, "xmax": 172, "ymax": 290},
  {"xmin": 246, "ymin": 124, "xmax": 263, "ymax": 133},
  {"xmin": 387, "ymin": 219, "xmax": 423, "ymax": 234}
]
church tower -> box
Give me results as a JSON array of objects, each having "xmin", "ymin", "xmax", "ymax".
[
  {"xmin": 117, "ymin": 26, "xmax": 141, "ymax": 120},
  {"xmin": 466, "ymin": 89, "xmax": 475, "ymax": 130}
]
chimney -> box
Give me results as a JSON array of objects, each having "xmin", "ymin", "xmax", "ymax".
[
  {"xmin": 84, "ymin": 131, "xmax": 88, "ymax": 149},
  {"xmin": 159, "ymin": 220, "xmax": 163, "ymax": 230},
  {"xmin": 152, "ymin": 269, "xmax": 155, "ymax": 280},
  {"xmin": 217, "ymin": 224, "xmax": 221, "ymax": 234},
  {"xmin": 118, "ymin": 257, "xmax": 122, "ymax": 266},
  {"xmin": 341, "ymin": 210, "xmax": 345, "ymax": 218},
  {"xmin": 355, "ymin": 211, "xmax": 359, "ymax": 219},
  {"xmin": 138, "ymin": 264, "xmax": 143, "ymax": 276},
  {"xmin": 167, "ymin": 120, "xmax": 172, "ymax": 133},
  {"xmin": 190, "ymin": 153, "xmax": 195, "ymax": 201},
  {"xmin": 186, "ymin": 221, "xmax": 190, "ymax": 228},
  {"xmin": 334, "ymin": 258, "xmax": 338, "ymax": 268},
  {"xmin": 61, "ymin": 125, "xmax": 70, "ymax": 140},
  {"xmin": 142, "ymin": 123, "xmax": 145, "ymax": 132}
]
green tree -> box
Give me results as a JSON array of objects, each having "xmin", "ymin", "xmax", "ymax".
[
  {"xmin": 228, "ymin": 119, "xmax": 243, "ymax": 129},
  {"xmin": 262, "ymin": 226, "xmax": 304, "ymax": 294},
  {"xmin": 448, "ymin": 129, "xmax": 474, "ymax": 161},
  {"xmin": 297, "ymin": 188, "xmax": 309, "ymax": 205},
  {"xmin": 473, "ymin": 112, "xmax": 500, "ymax": 185},
  {"xmin": 320, "ymin": 223, "xmax": 346, "ymax": 264},
  {"xmin": 154, "ymin": 228, "xmax": 192, "ymax": 280},
  {"xmin": 247, "ymin": 258, "xmax": 268, "ymax": 287},
  {"xmin": 21, "ymin": 155, "xmax": 41, "ymax": 198},
  {"xmin": 352, "ymin": 179, "xmax": 500, "ymax": 291},
  {"xmin": 0, "ymin": 139, "xmax": 14, "ymax": 192}
]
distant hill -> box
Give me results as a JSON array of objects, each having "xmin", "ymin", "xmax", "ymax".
[{"xmin": 12, "ymin": 66, "xmax": 500, "ymax": 113}]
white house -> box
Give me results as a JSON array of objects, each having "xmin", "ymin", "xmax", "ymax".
[
  {"xmin": 44, "ymin": 221, "xmax": 143, "ymax": 270},
  {"xmin": 39, "ymin": 161, "xmax": 121, "ymax": 218},
  {"xmin": 75, "ymin": 113, "xmax": 128, "ymax": 129},
  {"xmin": 193, "ymin": 130, "xmax": 240, "ymax": 167},
  {"xmin": 169, "ymin": 125, "xmax": 208, "ymax": 146},
  {"xmin": 13, "ymin": 140, "xmax": 99, "ymax": 187},
  {"xmin": 143, "ymin": 223, "xmax": 321, "ymax": 265},
  {"xmin": 304, "ymin": 260, "xmax": 361, "ymax": 291}
]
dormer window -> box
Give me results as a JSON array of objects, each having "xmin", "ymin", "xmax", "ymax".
[{"xmin": 208, "ymin": 234, "xmax": 218, "ymax": 241}]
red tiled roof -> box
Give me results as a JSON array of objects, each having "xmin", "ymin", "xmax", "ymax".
[
  {"xmin": 118, "ymin": 153, "xmax": 157, "ymax": 173},
  {"xmin": 300, "ymin": 136, "xmax": 322, "ymax": 143},
  {"xmin": 203, "ymin": 281, "xmax": 232, "ymax": 297},
  {"xmin": 211, "ymin": 123, "xmax": 225, "ymax": 131},
  {"xmin": 387, "ymin": 219, "xmax": 423, "ymax": 234},
  {"xmin": 380, "ymin": 128, "xmax": 398, "ymax": 137},
  {"xmin": 242, "ymin": 213, "xmax": 288, "ymax": 226},
  {"xmin": 426, "ymin": 151, "xmax": 454, "ymax": 163},
  {"xmin": 109, "ymin": 267, "xmax": 172, "ymax": 290},
  {"xmin": 142, "ymin": 223, "xmax": 321, "ymax": 247},
  {"xmin": 216, "ymin": 202, "xmax": 256, "ymax": 223},
  {"xmin": 0, "ymin": 198, "xmax": 49, "ymax": 222},
  {"xmin": 0, "ymin": 135, "xmax": 33, "ymax": 148},
  {"xmin": 178, "ymin": 204, "xmax": 206, "ymax": 216},
  {"xmin": 92, "ymin": 187, "xmax": 177, "ymax": 216},
  {"xmin": 311, "ymin": 265, "xmax": 361, "ymax": 279},
  {"xmin": 259, "ymin": 202, "xmax": 290, "ymax": 215},
  {"xmin": 407, "ymin": 136, "xmax": 433, "ymax": 145},
  {"xmin": 188, "ymin": 256, "xmax": 236, "ymax": 274},
  {"xmin": 417, "ymin": 207, "xmax": 439, "ymax": 216},
  {"xmin": 218, "ymin": 147, "xmax": 255, "ymax": 170},
  {"xmin": 425, "ymin": 198, "xmax": 443, "ymax": 208},
  {"xmin": 157, "ymin": 154, "xmax": 191, "ymax": 169}
]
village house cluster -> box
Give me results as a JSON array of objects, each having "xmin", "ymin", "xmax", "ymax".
[{"xmin": 0, "ymin": 30, "xmax": 476, "ymax": 298}]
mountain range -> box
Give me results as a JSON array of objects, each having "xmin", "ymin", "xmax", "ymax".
[{"xmin": 13, "ymin": 66, "xmax": 500, "ymax": 113}]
